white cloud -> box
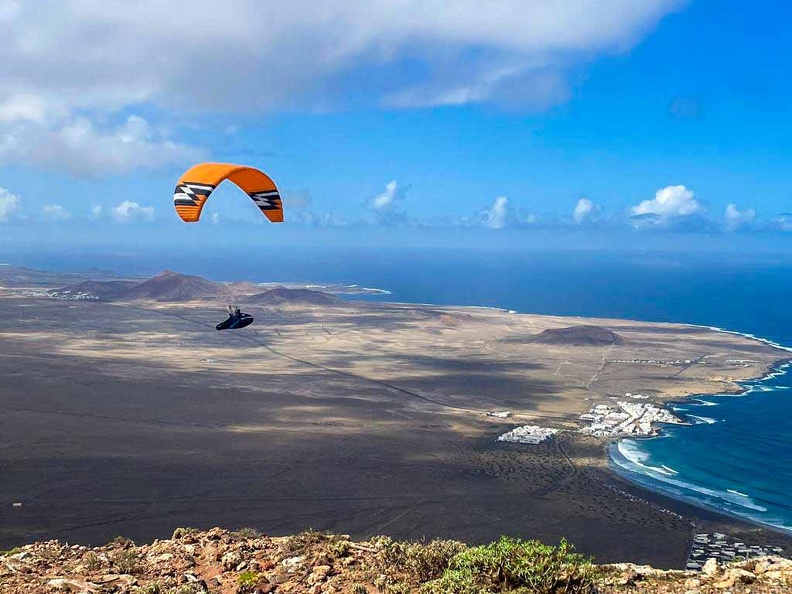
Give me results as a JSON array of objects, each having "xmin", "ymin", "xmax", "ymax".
[
  {"xmin": 111, "ymin": 200, "xmax": 154, "ymax": 222},
  {"xmin": 482, "ymin": 196, "xmax": 512, "ymax": 229},
  {"xmin": 365, "ymin": 181, "xmax": 412, "ymax": 226},
  {"xmin": 0, "ymin": 114, "xmax": 204, "ymax": 176},
  {"xmin": 724, "ymin": 203, "xmax": 756, "ymax": 231},
  {"xmin": 0, "ymin": 94, "xmax": 57, "ymax": 124},
  {"xmin": 573, "ymin": 197, "xmax": 600, "ymax": 223},
  {"xmin": 478, "ymin": 196, "xmax": 538, "ymax": 229},
  {"xmin": 0, "ymin": 187, "xmax": 21, "ymax": 221},
  {"xmin": 367, "ymin": 181, "xmax": 406, "ymax": 211},
  {"xmin": 42, "ymin": 203, "xmax": 71, "ymax": 221},
  {"xmin": 90, "ymin": 204, "xmax": 103, "ymax": 219},
  {"xmin": 210, "ymin": 212, "xmax": 221, "ymax": 224},
  {"xmin": 0, "ymin": 2, "xmax": 681, "ymax": 117},
  {"xmin": 769, "ymin": 214, "xmax": 792, "ymax": 233},
  {"xmin": 631, "ymin": 185, "xmax": 702, "ymax": 222},
  {"xmin": 0, "ymin": 1, "xmax": 682, "ymax": 173}
]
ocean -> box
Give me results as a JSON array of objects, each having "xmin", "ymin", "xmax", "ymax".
[{"xmin": 5, "ymin": 244, "xmax": 792, "ymax": 533}]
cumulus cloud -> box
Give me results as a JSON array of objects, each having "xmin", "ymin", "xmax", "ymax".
[
  {"xmin": 572, "ymin": 197, "xmax": 600, "ymax": 223},
  {"xmin": 629, "ymin": 185, "xmax": 705, "ymax": 228},
  {"xmin": 0, "ymin": 115, "xmax": 204, "ymax": 176},
  {"xmin": 366, "ymin": 181, "xmax": 408, "ymax": 212},
  {"xmin": 111, "ymin": 200, "xmax": 154, "ymax": 222},
  {"xmin": 768, "ymin": 214, "xmax": 792, "ymax": 233},
  {"xmin": 0, "ymin": 2, "xmax": 680, "ymax": 116},
  {"xmin": 0, "ymin": 2, "xmax": 683, "ymax": 173},
  {"xmin": 90, "ymin": 204, "xmax": 103, "ymax": 219},
  {"xmin": 724, "ymin": 203, "xmax": 756, "ymax": 231},
  {"xmin": 478, "ymin": 196, "xmax": 537, "ymax": 229},
  {"xmin": 42, "ymin": 203, "xmax": 71, "ymax": 221},
  {"xmin": 362, "ymin": 180, "xmax": 415, "ymax": 225},
  {"xmin": 0, "ymin": 187, "xmax": 21, "ymax": 221},
  {"xmin": 481, "ymin": 196, "xmax": 512, "ymax": 229}
]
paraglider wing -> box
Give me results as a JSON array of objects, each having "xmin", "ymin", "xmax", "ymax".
[{"xmin": 173, "ymin": 162, "xmax": 283, "ymax": 223}]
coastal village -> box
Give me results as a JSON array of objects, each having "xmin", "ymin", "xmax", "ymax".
[
  {"xmin": 494, "ymin": 400, "xmax": 792, "ymax": 573},
  {"xmin": 496, "ymin": 424, "xmax": 559, "ymax": 444},
  {"xmin": 687, "ymin": 533, "xmax": 786, "ymax": 570},
  {"xmin": 493, "ymin": 394, "xmax": 684, "ymax": 445},
  {"xmin": 578, "ymin": 400, "xmax": 684, "ymax": 437}
]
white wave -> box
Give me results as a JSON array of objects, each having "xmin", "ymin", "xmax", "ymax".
[
  {"xmin": 612, "ymin": 443, "xmax": 768, "ymax": 513},
  {"xmin": 688, "ymin": 415, "xmax": 717, "ymax": 425},
  {"xmin": 616, "ymin": 441, "xmax": 679, "ymax": 476},
  {"xmin": 256, "ymin": 281, "xmax": 391, "ymax": 295},
  {"xmin": 703, "ymin": 324, "xmax": 792, "ymax": 354},
  {"xmin": 728, "ymin": 489, "xmax": 749, "ymax": 497},
  {"xmin": 692, "ymin": 399, "xmax": 719, "ymax": 407}
]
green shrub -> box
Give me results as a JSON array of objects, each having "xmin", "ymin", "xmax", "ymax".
[
  {"xmin": 132, "ymin": 584, "xmax": 161, "ymax": 594},
  {"xmin": 376, "ymin": 537, "xmax": 467, "ymax": 584},
  {"xmin": 422, "ymin": 536, "xmax": 596, "ymax": 594},
  {"xmin": 112, "ymin": 549, "xmax": 141, "ymax": 574},
  {"xmin": 232, "ymin": 527, "xmax": 261, "ymax": 539},
  {"xmin": 420, "ymin": 568, "xmax": 484, "ymax": 594},
  {"xmin": 0, "ymin": 547, "xmax": 22, "ymax": 557},
  {"xmin": 110, "ymin": 535, "xmax": 135, "ymax": 548},
  {"xmin": 83, "ymin": 551, "xmax": 102, "ymax": 570},
  {"xmin": 167, "ymin": 585, "xmax": 206, "ymax": 594},
  {"xmin": 236, "ymin": 571, "xmax": 261, "ymax": 594}
]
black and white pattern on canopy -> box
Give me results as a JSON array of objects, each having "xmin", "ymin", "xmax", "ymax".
[
  {"xmin": 173, "ymin": 182, "xmax": 216, "ymax": 206},
  {"xmin": 249, "ymin": 190, "xmax": 281, "ymax": 210}
]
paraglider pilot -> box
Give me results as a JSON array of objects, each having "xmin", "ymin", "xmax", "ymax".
[{"xmin": 216, "ymin": 305, "xmax": 254, "ymax": 331}]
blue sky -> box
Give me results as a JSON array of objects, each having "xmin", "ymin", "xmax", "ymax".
[{"xmin": 0, "ymin": 0, "xmax": 790, "ymax": 249}]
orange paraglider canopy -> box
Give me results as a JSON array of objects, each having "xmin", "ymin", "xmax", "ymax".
[{"xmin": 173, "ymin": 162, "xmax": 283, "ymax": 223}]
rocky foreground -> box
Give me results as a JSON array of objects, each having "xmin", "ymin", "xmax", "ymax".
[{"xmin": 1, "ymin": 528, "xmax": 791, "ymax": 594}]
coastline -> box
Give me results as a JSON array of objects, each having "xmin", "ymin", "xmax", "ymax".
[
  {"xmin": 4, "ymin": 271, "xmax": 792, "ymax": 565},
  {"xmin": 606, "ymin": 335, "xmax": 792, "ymax": 538}
]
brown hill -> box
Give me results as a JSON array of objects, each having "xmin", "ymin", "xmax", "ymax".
[
  {"xmin": 529, "ymin": 325, "xmax": 626, "ymax": 346},
  {"xmin": 247, "ymin": 287, "xmax": 344, "ymax": 307},
  {"xmin": 124, "ymin": 270, "xmax": 231, "ymax": 302}
]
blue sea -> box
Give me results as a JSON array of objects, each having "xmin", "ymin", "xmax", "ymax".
[{"xmin": 4, "ymin": 244, "xmax": 792, "ymax": 533}]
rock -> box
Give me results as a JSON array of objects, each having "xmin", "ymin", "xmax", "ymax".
[
  {"xmin": 713, "ymin": 575, "xmax": 735, "ymax": 589},
  {"xmin": 221, "ymin": 550, "xmax": 242, "ymax": 571},
  {"xmin": 96, "ymin": 574, "xmax": 137, "ymax": 587},
  {"xmin": 47, "ymin": 578, "xmax": 99, "ymax": 592},
  {"xmin": 281, "ymin": 555, "xmax": 305, "ymax": 569},
  {"xmin": 307, "ymin": 564, "xmax": 332, "ymax": 585},
  {"xmin": 724, "ymin": 568, "xmax": 755, "ymax": 584},
  {"xmin": 702, "ymin": 557, "xmax": 719, "ymax": 576}
]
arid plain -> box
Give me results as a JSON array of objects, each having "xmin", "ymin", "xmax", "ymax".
[{"xmin": 1, "ymin": 270, "xmax": 790, "ymax": 568}]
